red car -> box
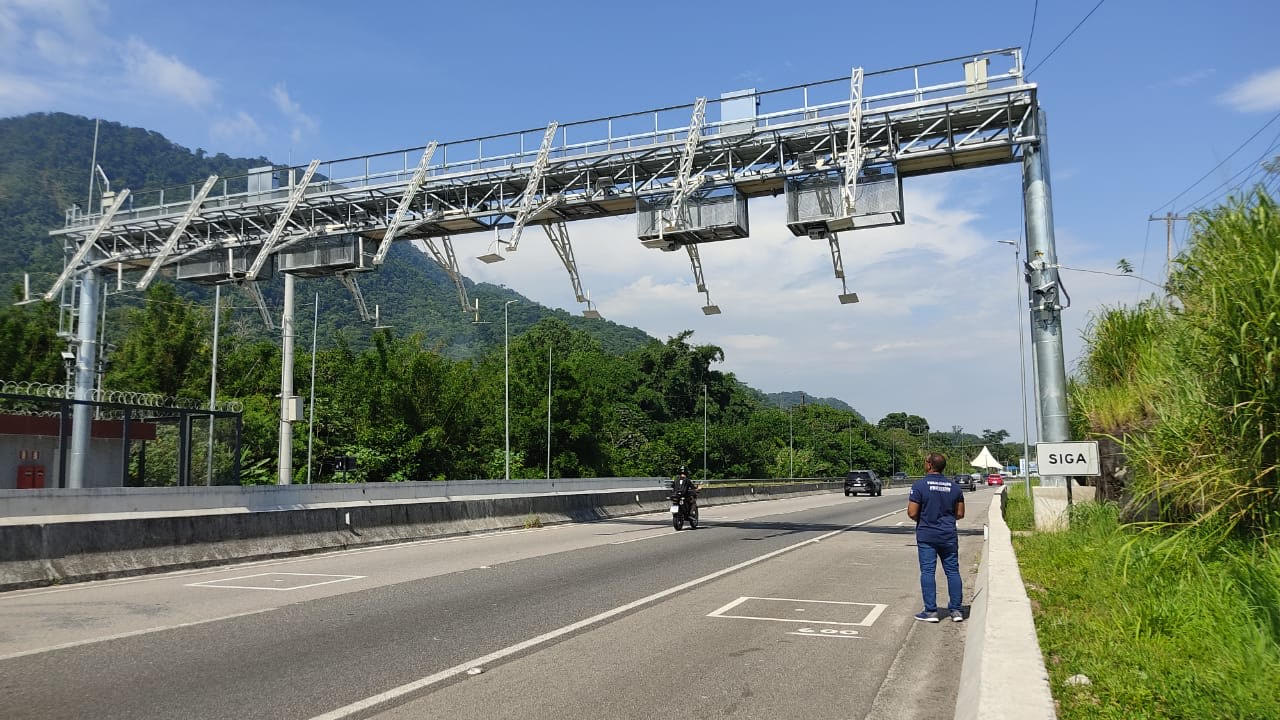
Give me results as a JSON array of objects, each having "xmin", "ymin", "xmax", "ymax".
[{"xmin": 986, "ymin": 473, "xmax": 1004, "ymax": 486}]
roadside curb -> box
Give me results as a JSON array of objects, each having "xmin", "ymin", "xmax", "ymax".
[{"xmin": 954, "ymin": 486, "xmax": 1056, "ymax": 720}]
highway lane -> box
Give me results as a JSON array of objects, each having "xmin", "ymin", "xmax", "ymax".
[{"xmin": 0, "ymin": 488, "xmax": 991, "ymax": 719}]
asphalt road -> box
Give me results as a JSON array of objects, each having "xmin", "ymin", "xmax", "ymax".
[{"xmin": 0, "ymin": 487, "xmax": 992, "ymax": 720}]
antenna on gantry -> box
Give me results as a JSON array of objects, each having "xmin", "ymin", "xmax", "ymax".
[
  {"xmin": 476, "ymin": 225, "xmax": 506, "ymax": 264},
  {"xmin": 582, "ymin": 290, "xmax": 602, "ymax": 319}
]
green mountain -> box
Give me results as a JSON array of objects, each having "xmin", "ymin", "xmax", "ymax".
[
  {"xmin": 0, "ymin": 112, "xmax": 652, "ymax": 356},
  {"xmin": 761, "ymin": 390, "xmax": 861, "ymax": 417}
]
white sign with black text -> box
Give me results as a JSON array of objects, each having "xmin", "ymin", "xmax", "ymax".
[{"xmin": 1035, "ymin": 441, "xmax": 1101, "ymax": 476}]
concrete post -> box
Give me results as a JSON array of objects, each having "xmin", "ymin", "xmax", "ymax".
[
  {"xmin": 67, "ymin": 268, "xmax": 100, "ymax": 488},
  {"xmin": 1023, "ymin": 110, "xmax": 1072, "ymax": 528},
  {"xmin": 279, "ymin": 272, "xmax": 295, "ymax": 485}
]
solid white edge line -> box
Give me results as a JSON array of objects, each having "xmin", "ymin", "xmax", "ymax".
[
  {"xmin": 307, "ymin": 506, "xmax": 903, "ymax": 720},
  {"xmin": 608, "ymin": 531, "xmax": 677, "ymax": 545},
  {"xmin": 0, "ymin": 608, "xmax": 276, "ymax": 662}
]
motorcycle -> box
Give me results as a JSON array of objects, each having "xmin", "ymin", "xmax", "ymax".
[{"xmin": 669, "ymin": 489, "xmax": 699, "ymax": 530}]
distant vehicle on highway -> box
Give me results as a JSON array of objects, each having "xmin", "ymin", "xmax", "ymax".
[
  {"xmin": 986, "ymin": 473, "xmax": 1004, "ymax": 486},
  {"xmin": 845, "ymin": 470, "xmax": 883, "ymax": 497},
  {"xmin": 891, "ymin": 472, "xmax": 908, "ymax": 486},
  {"xmin": 953, "ymin": 474, "xmax": 976, "ymax": 492}
]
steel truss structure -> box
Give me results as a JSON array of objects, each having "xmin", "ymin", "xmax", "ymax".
[{"xmin": 46, "ymin": 48, "xmax": 1035, "ymax": 310}]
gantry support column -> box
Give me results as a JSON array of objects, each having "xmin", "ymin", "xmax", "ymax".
[
  {"xmin": 278, "ymin": 272, "xmax": 296, "ymax": 485},
  {"xmin": 1022, "ymin": 109, "xmax": 1070, "ymax": 489},
  {"xmin": 67, "ymin": 268, "xmax": 100, "ymax": 488}
]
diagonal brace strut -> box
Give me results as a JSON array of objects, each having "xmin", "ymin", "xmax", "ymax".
[
  {"xmin": 421, "ymin": 236, "xmax": 471, "ymax": 314},
  {"xmin": 375, "ymin": 141, "xmax": 437, "ymax": 265},
  {"xmin": 543, "ymin": 222, "xmax": 587, "ymax": 304}
]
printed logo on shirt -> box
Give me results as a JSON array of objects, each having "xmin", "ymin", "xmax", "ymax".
[{"xmin": 927, "ymin": 481, "xmax": 952, "ymax": 493}]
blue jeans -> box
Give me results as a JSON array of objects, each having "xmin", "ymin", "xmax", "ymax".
[{"xmin": 917, "ymin": 539, "xmax": 962, "ymax": 613}]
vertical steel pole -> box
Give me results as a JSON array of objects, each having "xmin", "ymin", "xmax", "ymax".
[
  {"xmin": 504, "ymin": 300, "xmax": 515, "ymax": 481},
  {"xmin": 207, "ymin": 284, "xmax": 220, "ymax": 485},
  {"xmin": 1012, "ymin": 245, "xmax": 1033, "ymax": 503},
  {"xmin": 178, "ymin": 412, "xmax": 192, "ymax": 487},
  {"xmin": 546, "ymin": 343, "xmax": 551, "ymax": 481},
  {"xmin": 121, "ymin": 408, "xmax": 131, "ymax": 486},
  {"xmin": 278, "ymin": 272, "xmax": 295, "ymax": 485},
  {"xmin": 702, "ymin": 384, "xmax": 707, "ymax": 482},
  {"xmin": 67, "ymin": 268, "xmax": 100, "ymax": 488},
  {"xmin": 306, "ymin": 292, "xmax": 319, "ymax": 484},
  {"xmin": 1022, "ymin": 110, "xmax": 1070, "ymax": 488}
]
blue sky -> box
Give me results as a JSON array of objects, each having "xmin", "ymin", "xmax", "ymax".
[{"xmin": 3, "ymin": 0, "xmax": 1279, "ymax": 440}]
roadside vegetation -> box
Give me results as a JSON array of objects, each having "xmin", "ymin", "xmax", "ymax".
[{"xmin": 1013, "ymin": 188, "xmax": 1280, "ymax": 718}]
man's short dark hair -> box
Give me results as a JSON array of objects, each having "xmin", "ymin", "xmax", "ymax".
[{"xmin": 927, "ymin": 452, "xmax": 947, "ymax": 473}]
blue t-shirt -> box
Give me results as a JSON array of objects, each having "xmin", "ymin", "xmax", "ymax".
[{"xmin": 909, "ymin": 474, "xmax": 964, "ymax": 545}]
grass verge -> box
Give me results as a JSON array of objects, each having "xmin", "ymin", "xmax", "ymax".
[
  {"xmin": 1012, "ymin": 502, "xmax": 1280, "ymax": 719},
  {"xmin": 1004, "ymin": 487, "xmax": 1034, "ymax": 531}
]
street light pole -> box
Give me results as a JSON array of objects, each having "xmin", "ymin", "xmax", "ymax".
[
  {"xmin": 846, "ymin": 419, "xmax": 852, "ymax": 471},
  {"xmin": 546, "ymin": 342, "xmax": 552, "ymax": 480},
  {"xmin": 788, "ymin": 406, "xmax": 794, "ymax": 479},
  {"xmin": 504, "ymin": 300, "xmax": 516, "ymax": 481},
  {"xmin": 702, "ymin": 383, "xmax": 708, "ymax": 483},
  {"xmin": 999, "ymin": 239, "xmax": 1034, "ymax": 503}
]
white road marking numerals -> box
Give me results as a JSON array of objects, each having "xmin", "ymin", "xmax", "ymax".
[{"xmin": 788, "ymin": 627, "xmax": 861, "ymax": 639}]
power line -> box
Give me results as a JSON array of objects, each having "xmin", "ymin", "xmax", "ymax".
[
  {"xmin": 1026, "ymin": 0, "xmax": 1108, "ymax": 78},
  {"xmin": 1024, "ymin": 0, "xmax": 1040, "ymax": 65},
  {"xmin": 1151, "ymin": 110, "xmax": 1280, "ymax": 214},
  {"xmin": 1177, "ymin": 126, "xmax": 1280, "ymax": 212},
  {"xmin": 1058, "ymin": 265, "xmax": 1164, "ymax": 288}
]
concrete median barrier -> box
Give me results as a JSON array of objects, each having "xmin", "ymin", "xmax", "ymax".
[{"xmin": 0, "ymin": 482, "xmax": 839, "ymax": 591}]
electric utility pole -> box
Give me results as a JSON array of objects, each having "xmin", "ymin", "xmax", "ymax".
[{"xmin": 1148, "ymin": 212, "xmax": 1189, "ymax": 298}]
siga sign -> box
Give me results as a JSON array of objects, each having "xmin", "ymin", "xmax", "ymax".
[{"xmin": 1035, "ymin": 441, "xmax": 1100, "ymax": 476}]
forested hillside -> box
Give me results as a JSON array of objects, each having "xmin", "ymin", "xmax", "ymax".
[{"xmin": 0, "ymin": 112, "xmax": 996, "ymax": 482}]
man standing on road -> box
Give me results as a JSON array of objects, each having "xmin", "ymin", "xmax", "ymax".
[{"xmin": 907, "ymin": 452, "xmax": 966, "ymax": 623}]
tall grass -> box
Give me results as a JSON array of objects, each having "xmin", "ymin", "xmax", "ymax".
[
  {"xmin": 1015, "ymin": 503, "xmax": 1280, "ymax": 719},
  {"xmin": 1072, "ymin": 188, "xmax": 1280, "ymax": 539}
]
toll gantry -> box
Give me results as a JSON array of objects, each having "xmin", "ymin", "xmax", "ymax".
[
  {"xmin": 46, "ymin": 48, "xmax": 1035, "ymax": 316},
  {"xmin": 38, "ymin": 47, "xmax": 1071, "ymax": 491}
]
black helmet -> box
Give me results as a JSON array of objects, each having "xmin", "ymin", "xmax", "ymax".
[{"xmin": 678, "ymin": 466, "xmax": 688, "ymax": 476}]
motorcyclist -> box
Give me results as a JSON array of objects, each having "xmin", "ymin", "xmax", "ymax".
[{"xmin": 671, "ymin": 467, "xmax": 699, "ymax": 499}]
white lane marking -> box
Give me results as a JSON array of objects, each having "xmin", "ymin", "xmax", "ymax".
[
  {"xmin": 307, "ymin": 507, "xmax": 903, "ymax": 720},
  {"xmin": 609, "ymin": 531, "xmax": 678, "ymax": 545},
  {"xmin": 0, "ymin": 608, "xmax": 275, "ymax": 662},
  {"xmin": 707, "ymin": 596, "xmax": 888, "ymax": 627},
  {"xmin": 186, "ymin": 572, "xmax": 364, "ymax": 591}
]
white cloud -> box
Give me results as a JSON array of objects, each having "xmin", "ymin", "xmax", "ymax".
[
  {"xmin": 1219, "ymin": 67, "xmax": 1280, "ymax": 113},
  {"xmin": 720, "ymin": 334, "xmax": 782, "ymax": 351},
  {"xmin": 271, "ymin": 82, "xmax": 317, "ymax": 143},
  {"xmin": 0, "ymin": 71, "xmax": 52, "ymax": 115},
  {"xmin": 211, "ymin": 110, "xmax": 266, "ymax": 148},
  {"xmin": 1150, "ymin": 68, "xmax": 1215, "ymax": 89},
  {"xmin": 122, "ymin": 37, "xmax": 215, "ymax": 107}
]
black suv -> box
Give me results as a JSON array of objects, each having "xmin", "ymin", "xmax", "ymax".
[
  {"xmin": 953, "ymin": 474, "xmax": 976, "ymax": 492},
  {"xmin": 845, "ymin": 470, "xmax": 883, "ymax": 497}
]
